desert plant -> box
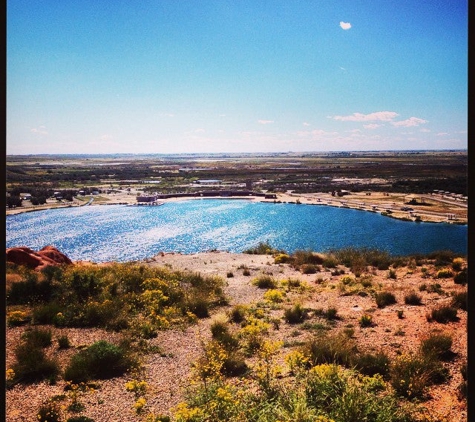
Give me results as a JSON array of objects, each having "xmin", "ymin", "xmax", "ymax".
[
  {"xmin": 12, "ymin": 342, "xmax": 60, "ymax": 385},
  {"xmin": 375, "ymin": 291, "xmax": 396, "ymax": 308},
  {"xmin": 388, "ymin": 268, "xmax": 397, "ymax": 279},
  {"xmin": 302, "ymin": 331, "xmax": 356, "ymax": 367},
  {"xmin": 7, "ymin": 310, "xmax": 31, "ymax": 327},
  {"xmin": 437, "ymin": 268, "xmax": 454, "ymax": 279},
  {"xmin": 263, "ymin": 289, "xmax": 285, "ymax": 303},
  {"xmin": 252, "ymin": 275, "xmax": 277, "ymax": 289},
  {"xmin": 390, "ymin": 353, "xmax": 433, "ymax": 399},
  {"xmin": 67, "ymin": 417, "xmax": 95, "ymax": 422},
  {"xmin": 64, "ymin": 340, "xmax": 135, "ymax": 383},
  {"xmin": 359, "ymin": 314, "xmax": 373, "ymax": 328},
  {"xmin": 404, "ymin": 291, "xmax": 422, "ymax": 305},
  {"xmin": 228, "ymin": 304, "xmax": 248, "ymax": 324},
  {"xmin": 428, "ymin": 305, "xmax": 458, "ymax": 323},
  {"xmin": 37, "ymin": 400, "xmax": 62, "ymax": 422},
  {"xmin": 454, "ymin": 267, "xmax": 467, "ymax": 285},
  {"xmin": 58, "ymin": 335, "xmax": 71, "ymax": 349},
  {"xmin": 284, "ymin": 303, "xmax": 308, "ymax": 324},
  {"xmin": 21, "ymin": 327, "xmax": 53, "ymax": 348},
  {"xmin": 353, "ymin": 351, "xmax": 390, "ymax": 378},
  {"xmin": 274, "ymin": 253, "xmax": 291, "ymax": 264},
  {"xmin": 210, "ymin": 320, "xmax": 239, "ymax": 351},
  {"xmin": 451, "ymin": 291, "xmax": 467, "ymax": 310},
  {"xmin": 420, "ymin": 332, "xmax": 453, "ymax": 360}
]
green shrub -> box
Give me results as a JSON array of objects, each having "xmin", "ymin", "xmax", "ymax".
[
  {"xmin": 427, "ymin": 283, "xmax": 444, "ymax": 294},
  {"xmin": 388, "ymin": 269, "xmax": 397, "ymax": 279},
  {"xmin": 302, "ymin": 332, "xmax": 356, "ymax": 367},
  {"xmin": 359, "ymin": 314, "xmax": 373, "ymax": 328},
  {"xmin": 353, "ymin": 351, "xmax": 390, "ymax": 378},
  {"xmin": 210, "ymin": 320, "xmax": 239, "ymax": 351},
  {"xmin": 375, "ymin": 291, "xmax": 396, "ymax": 308},
  {"xmin": 420, "ymin": 332, "xmax": 453, "ymax": 360},
  {"xmin": 7, "ymin": 274, "xmax": 55, "ymax": 305},
  {"xmin": 451, "ymin": 291, "xmax": 467, "ymax": 310},
  {"xmin": 454, "ymin": 268, "xmax": 467, "ymax": 285},
  {"xmin": 284, "ymin": 304, "xmax": 308, "ymax": 324},
  {"xmin": 243, "ymin": 241, "xmax": 283, "ymax": 255},
  {"xmin": 300, "ymin": 264, "xmax": 318, "ymax": 274},
  {"xmin": 58, "ymin": 335, "xmax": 71, "ymax": 349},
  {"xmin": 12, "ymin": 342, "xmax": 60, "ymax": 384},
  {"xmin": 228, "ymin": 305, "xmax": 247, "ymax": 324},
  {"xmin": 32, "ymin": 302, "xmax": 64, "ymax": 325},
  {"xmin": 7, "ymin": 310, "xmax": 31, "ymax": 327},
  {"xmin": 185, "ymin": 296, "xmax": 210, "ymax": 318},
  {"xmin": 252, "ymin": 275, "xmax": 277, "ymax": 289},
  {"xmin": 437, "ymin": 269, "xmax": 454, "ymax": 279},
  {"xmin": 428, "ymin": 305, "xmax": 458, "ymax": 323},
  {"xmin": 404, "ymin": 291, "xmax": 422, "ymax": 305},
  {"xmin": 64, "ymin": 340, "xmax": 134, "ymax": 383},
  {"xmin": 274, "ymin": 253, "xmax": 291, "ymax": 264},
  {"xmin": 390, "ymin": 353, "xmax": 432, "ymax": 399},
  {"xmin": 22, "ymin": 327, "xmax": 53, "ymax": 348}
]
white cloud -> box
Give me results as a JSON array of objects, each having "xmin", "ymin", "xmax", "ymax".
[
  {"xmin": 258, "ymin": 120, "xmax": 274, "ymax": 125},
  {"xmin": 332, "ymin": 111, "xmax": 399, "ymax": 122},
  {"xmin": 340, "ymin": 21, "xmax": 352, "ymax": 30},
  {"xmin": 391, "ymin": 117, "xmax": 428, "ymax": 127},
  {"xmin": 195, "ymin": 128, "xmax": 205, "ymax": 133},
  {"xmin": 303, "ymin": 122, "xmax": 310, "ymax": 126},
  {"xmin": 419, "ymin": 128, "xmax": 431, "ymax": 133},
  {"xmin": 363, "ymin": 124, "xmax": 381, "ymax": 129},
  {"xmin": 30, "ymin": 126, "xmax": 48, "ymax": 136},
  {"xmin": 437, "ymin": 132, "xmax": 449, "ymax": 136}
]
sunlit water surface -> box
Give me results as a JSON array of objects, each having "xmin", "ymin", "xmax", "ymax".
[{"xmin": 6, "ymin": 200, "xmax": 467, "ymax": 262}]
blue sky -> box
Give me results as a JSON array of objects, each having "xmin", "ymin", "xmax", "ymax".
[{"xmin": 7, "ymin": 0, "xmax": 468, "ymax": 154}]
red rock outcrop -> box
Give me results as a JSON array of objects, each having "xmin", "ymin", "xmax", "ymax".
[{"xmin": 6, "ymin": 246, "xmax": 73, "ymax": 271}]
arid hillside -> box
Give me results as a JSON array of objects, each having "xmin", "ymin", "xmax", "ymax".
[{"xmin": 6, "ymin": 247, "xmax": 467, "ymax": 422}]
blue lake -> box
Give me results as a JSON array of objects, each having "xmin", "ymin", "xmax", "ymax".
[{"xmin": 6, "ymin": 199, "xmax": 467, "ymax": 262}]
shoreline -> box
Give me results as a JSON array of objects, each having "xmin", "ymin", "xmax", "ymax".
[{"xmin": 6, "ymin": 191, "xmax": 467, "ymax": 225}]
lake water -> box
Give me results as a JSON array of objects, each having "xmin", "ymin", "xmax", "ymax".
[{"xmin": 6, "ymin": 199, "xmax": 467, "ymax": 262}]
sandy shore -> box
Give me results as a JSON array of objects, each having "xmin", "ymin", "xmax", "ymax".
[{"xmin": 6, "ymin": 190, "xmax": 467, "ymax": 224}]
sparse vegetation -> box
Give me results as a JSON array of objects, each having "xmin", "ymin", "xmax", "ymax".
[
  {"xmin": 375, "ymin": 291, "xmax": 397, "ymax": 308},
  {"xmin": 5, "ymin": 247, "xmax": 467, "ymax": 421}
]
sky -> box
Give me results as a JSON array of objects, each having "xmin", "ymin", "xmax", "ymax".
[{"xmin": 6, "ymin": 0, "xmax": 468, "ymax": 155}]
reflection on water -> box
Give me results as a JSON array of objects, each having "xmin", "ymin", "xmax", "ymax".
[{"xmin": 6, "ymin": 200, "xmax": 467, "ymax": 263}]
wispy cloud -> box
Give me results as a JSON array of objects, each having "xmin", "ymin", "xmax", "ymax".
[
  {"xmin": 302, "ymin": 122, "xmax": 310, "ymax": 126},
  {"xmin": 340, "ymin": 21, "xmax": 352, "ymax": 30},
  {"xmin": 391, "ymin": 117, "xmax": 428, "ymax": 127},
  {"xmin": 332, "ymin": 111, "xmax": 399, "ymax": 122},
  {"xmin": 258, "ymin": 120, "xmax": 274, "ymax": 125},
  {"xmin": 437, "ymin": 132, "xmax": 449, "ymax": 136},
  {"xmin": 363, "ymin": 124, "xmax": 381, "ymax": 129},
  {"xmin": 30, "ymin": 125, "xmax": 48, "ymax": 136}
]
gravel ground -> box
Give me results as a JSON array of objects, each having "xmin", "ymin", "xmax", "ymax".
[{"xmin": 6, "ymin": 251, "xmax": 467, "ymax": 421}]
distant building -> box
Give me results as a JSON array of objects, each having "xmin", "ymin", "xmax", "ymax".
[
  {"xmin": 137, "ymin": 195, "xmax": 157, "ymax": 203},
  {"xmin": 20, "ymin": 193, "xmax": 32, "ymax": 200}
]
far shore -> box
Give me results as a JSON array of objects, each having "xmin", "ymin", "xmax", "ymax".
[{"xmin": 6, "ymin": 190, "xmax": 467, "ymax": 225}]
